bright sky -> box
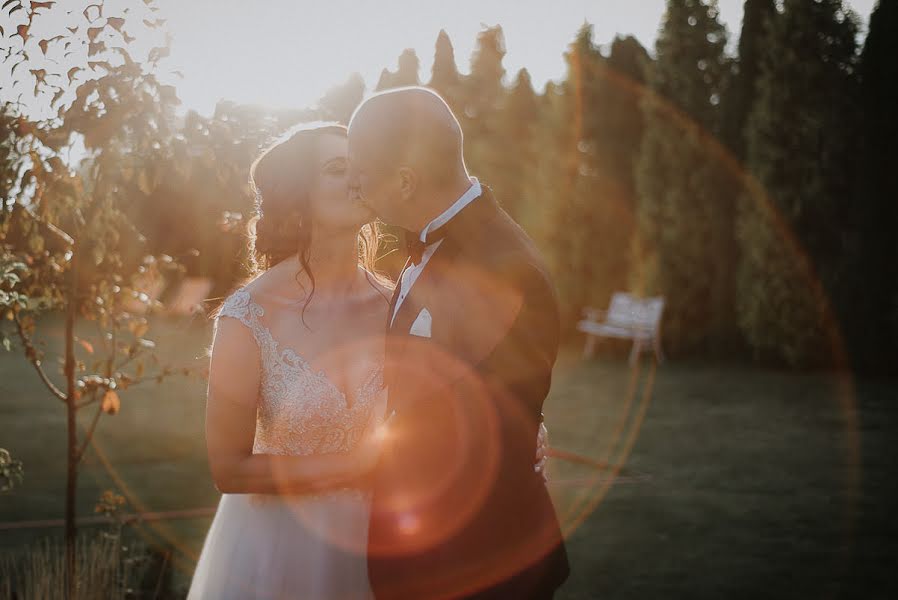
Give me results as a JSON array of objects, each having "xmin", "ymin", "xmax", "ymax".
[
  {"xmin": 155, "ymin": 0, "xmax": 878, "ymax": 117},
  {"xmin": 0, "ymin": 0, "xmax": 878, "ymax": 119}
]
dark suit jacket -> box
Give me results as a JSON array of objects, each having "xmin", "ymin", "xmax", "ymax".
[{"xmin": 367, "ymin": 187, "xmax": 570, "ymax": 599}]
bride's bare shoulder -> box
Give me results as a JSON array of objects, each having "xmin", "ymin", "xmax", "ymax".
[
  {"xmin": 238, "ymin": 263, "xmax": 302, "ymax": 305},
  {"xmin": 239, "ymin": 271, "xmax": 274, "ymax": 299}
]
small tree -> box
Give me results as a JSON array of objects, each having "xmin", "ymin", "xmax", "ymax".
[{"xmin": 0, "ymin": 2, "xmax": 204, "ymax": 596}]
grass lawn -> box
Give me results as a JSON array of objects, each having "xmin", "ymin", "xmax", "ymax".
[{"xmin": 2, "ymin": 314, "xmax": 897, "ymax": 598}]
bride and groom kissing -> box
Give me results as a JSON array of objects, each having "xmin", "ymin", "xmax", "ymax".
[{"xmin": 188, "ymin": 87, "xmax": 570, "ymax": 599}]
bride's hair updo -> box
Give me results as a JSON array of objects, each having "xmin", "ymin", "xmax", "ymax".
[{"xmin": 244, "ymin": 122, "xmax": 384, "ymax": 317}]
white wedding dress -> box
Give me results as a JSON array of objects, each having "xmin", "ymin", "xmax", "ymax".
[{"xmin": 188, "ymin": 288, "xmax": 383, "ymax": 600}]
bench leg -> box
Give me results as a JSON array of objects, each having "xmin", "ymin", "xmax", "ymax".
[
  {"xmin": 583, "ymin": 334, "xmax": 598, "ymax": 359},
  {"xmin": 629, "ymin": 339, "xmax": 643, "ymax": 366}
]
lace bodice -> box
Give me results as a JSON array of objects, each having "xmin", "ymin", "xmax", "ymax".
[{"xmin": 216, "ymin": 288, "xmax": 385, "ymax": 457}]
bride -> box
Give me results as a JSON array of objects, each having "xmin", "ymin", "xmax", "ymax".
[
  {"xmin": 187, "ymin": 121, "xmax": 550, "ymax": 599},
  {"xmin": 187, "ymin": 122, "xmax": 390, "ymax": 599}
]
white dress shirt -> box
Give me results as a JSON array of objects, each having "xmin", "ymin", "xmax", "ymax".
[{"xmin": 390, "ymin": 177, "xmax": 482, "ymax": 326}]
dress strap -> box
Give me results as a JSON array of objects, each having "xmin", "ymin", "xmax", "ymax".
[{"xmin": 216, "ymin": 288, "xmax": 268, "ymax": 349}]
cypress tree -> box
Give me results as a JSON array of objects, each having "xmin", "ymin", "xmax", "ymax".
[
  {"xmin": 843, "ymin": 0, "xmax": 898, "ymax": 371},
  {"xmin": 429, "ymin": 29, "xmax": 463, "ymax": 109},
  {"xmin": 318, "ymin": 72, "xmax": 366, "ymax": 124},
  {"xmin": 633, "ymin": 0, "xmax": 731, "ymax": 355},
  {"xmin": 461, "ymin": 26, "xmax": 508, "ymax": 205},
  {"xmin": 375, "ymin": 48, "xmax": 420, "ymax": 91},
  {"xmin": 496, "ymin": 68, "xmax": 540, "ymax": 219},
  {"xmin": 737, "ymin": 0, "xmax": 859, "ymax": 367},
  {"xmin": 722, "ymin": 0, "xmax": 776, "ymax": 160},
  {"xmin": 549, "ymin": 24, "xmax": 605, "ymax": 320}
]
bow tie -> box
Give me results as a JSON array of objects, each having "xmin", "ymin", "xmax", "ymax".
[{"xmin": 406, "ymin": 225, "xmax": 448, "ymax": 264}]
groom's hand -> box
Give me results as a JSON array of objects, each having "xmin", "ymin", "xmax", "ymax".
[{"xmin": 534, "ymin": 422, "xmax": 549, "ymax": 482}]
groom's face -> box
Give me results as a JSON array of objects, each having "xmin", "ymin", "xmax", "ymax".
[{"xmin": 348, "ymin": 136, "xmax": 405, "ymax": 227}]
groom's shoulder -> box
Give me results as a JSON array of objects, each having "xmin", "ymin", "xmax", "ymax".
[{"xmin": 465, "ymin": 208, "xmax": 552, "ymax": 287}]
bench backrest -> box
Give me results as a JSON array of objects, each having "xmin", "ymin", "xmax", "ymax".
[{"xmin": 606, "ymin": 292, "xmax": 665, "ymax": 331}]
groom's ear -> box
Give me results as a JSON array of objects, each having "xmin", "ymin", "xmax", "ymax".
[{"xmin": 398, "ymin": 166, "xmax": 417, "ymax": 201}]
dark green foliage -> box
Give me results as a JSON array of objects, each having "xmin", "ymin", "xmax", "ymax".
[
  {"xmin": 633, "ymin": 0, "xmax": 733, "ymax": 355},
  {"xmin": 737, "ymin": 0, "xmax": 860, "ymax": 367},
  {"xmin": 428, "ymin": 29, "xmax": 463, "ymax": 114},
  {"xmin": 375, "ymin": 48, "xmax": 420, "ymax": 91},
  {"xmin": 5, "ymin": 5, "xmax": 889, "ymax": 371},
  {"xmin": 839, "ymin": 0, "xmax": 898, "ymax": 372},
  {"xmin": 721, "ymin": 0, "xmax": 776, "ymax": 161},
  {"xmin": 493, "ymin": 68, "xmax": 539, "ymax": 220},
  {"xmin": 544, "ymin": 27, "xmax": 652, "ymax": 326},
  {"xmin": 459, "ymin": 25, "xmax": 508, "ymax": 205},
  {"xmin": 318, "ymin": 72, "xmax": 366, "ymax": 124}
]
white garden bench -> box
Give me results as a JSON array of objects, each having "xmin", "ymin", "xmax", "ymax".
[{"xmin": 577, "ymin": 292, "xmax": 665, "ymax": 365}]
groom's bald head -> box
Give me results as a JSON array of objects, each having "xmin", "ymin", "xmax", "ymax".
[{"xmin": 348, "ymin": 86, "xmax": 465, "ymax": 186}]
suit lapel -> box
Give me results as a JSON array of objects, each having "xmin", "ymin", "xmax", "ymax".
[
  {"xmin": 385, "ymin": 187, "xmax": 501, "ymax": 405},
  {"xmin": 390, "ymin": 238, "xmax": 459, "ymax": 334},
  {"xmin": 387, "ymin": 257, "xmax": 412, "ymax": 330}
]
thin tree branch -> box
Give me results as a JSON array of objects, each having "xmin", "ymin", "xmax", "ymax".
[
  {"xmin": 74, "ymin": 389, "xmax": 99, "ymax": 410},
  {"xmin": 115, "ymin": 350, "xmax": 139, "ymax": 371},
  {"xmin": 12, "ymin": 311, "xmax": 67, "ymax": 402},
  {"xmin": 116, "ymin": 365, "xmax": 205, "ymax": 389}
]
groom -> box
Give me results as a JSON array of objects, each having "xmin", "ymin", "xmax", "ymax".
[{"xmin": 348, "ymin": 87, "xmax": 569, "ymax": 599}]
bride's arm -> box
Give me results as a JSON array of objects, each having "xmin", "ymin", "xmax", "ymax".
[{"xmin": 204, "ymin": 316, "xmax": 367, "ymax": 495}]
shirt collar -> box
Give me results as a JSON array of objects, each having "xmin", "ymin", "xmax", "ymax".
[{"xmin": 419, "ymin": 177, "xmax": 481, "ymax": 243}]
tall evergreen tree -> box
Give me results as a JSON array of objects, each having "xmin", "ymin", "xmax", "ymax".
[
  {"xmin": 584, "ymin": 36, "xmax": 651, "ymax": 309},
  {"xmin": 549, "ymin": 29, "xmax": 653, "ymax": 323},
  {"xmin": 525, "ymin": 81, "xmax": 572, "ymax": 258},
  {"xmin": 633, "ymin": 0, "xmax": 732, "ymax": 355},
  {"xmin": 548, "ymin": 24, "xmax": 605, "ymax": 321},
  {"xmin": 375, "ymin": 48, "xmax": 420, "ymax": 91},
  {"xmin": 711, "ymin": 0, "xmax": 777, "ymax": 356},
  {"xmin": 460, "ymin": 26, "xmax": 508, "ymax": 202},
  {"xmin": 496, "ymin": 68, "xmax": 540, "ymax": 218},
  {"xmin": 318, "ymin": 72, "xmax": 366, "ymax": 123},
  {"xmin": 737, "ymin": 0, "xmax": 859, "ymax": 367},
  {"xmin": 722, "ymin": 0, "xmax": 776, "ymax": 160},
  {"xmin": 843, "ymin": 0, "xmax": 898, "ymax": 371},
  {"xmin": 428, "ymin": 29, "xmax": 463, "ymax": 112},
  {"xmin": 465, "ymin": 25, "xmax": 507, "ymax": 118}
]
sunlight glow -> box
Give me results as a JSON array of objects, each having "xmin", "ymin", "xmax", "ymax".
[{"xmin": 151, "ymin": 0, "xmax": 872, "ymax": 117}]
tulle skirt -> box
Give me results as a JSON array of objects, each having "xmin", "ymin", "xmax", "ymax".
[{"xmin": 187, "ymin": 490, "xmax": 374, "ymax": 600}]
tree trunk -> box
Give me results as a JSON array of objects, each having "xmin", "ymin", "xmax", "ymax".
[{"xmin": 64, "ymin": 250, "xmax": 78, "ymax": 600}]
